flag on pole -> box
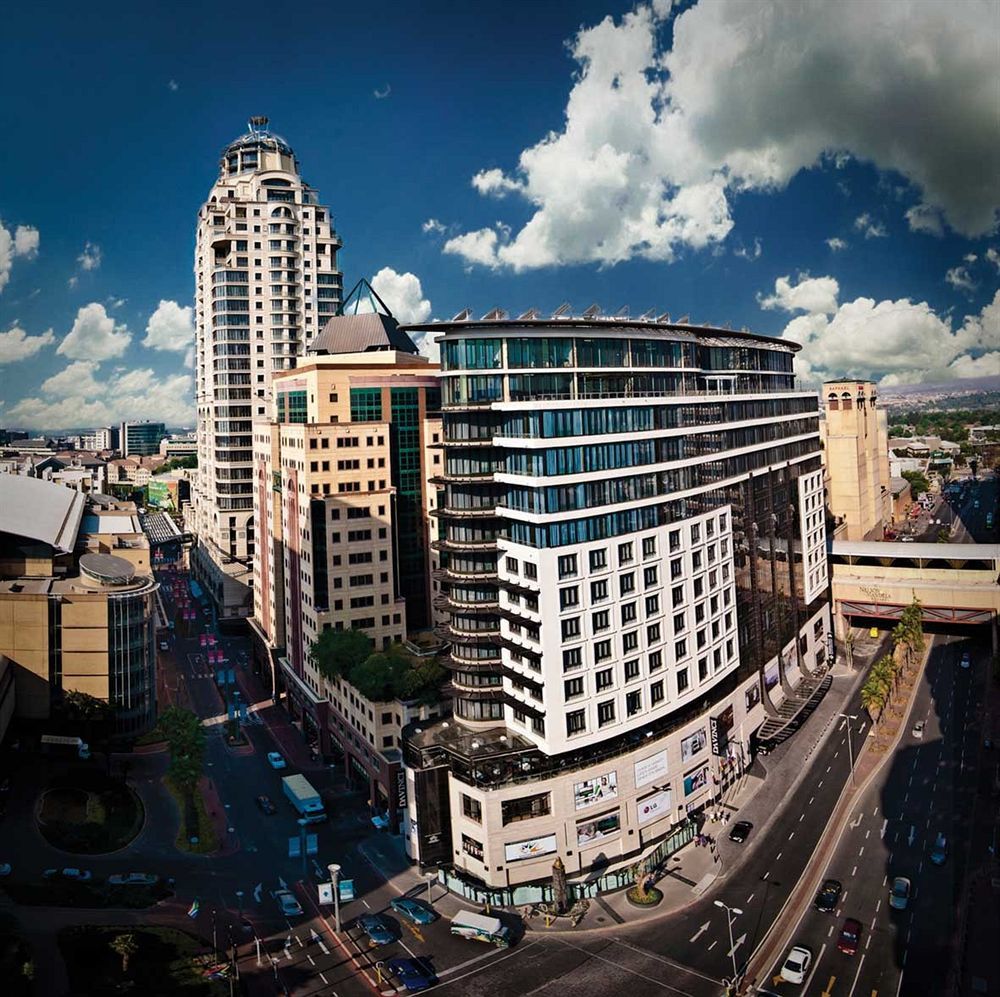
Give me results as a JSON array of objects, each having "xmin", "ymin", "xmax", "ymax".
[{"xmin": 188, "ymin": 898, "xmax": 200, "ymax": 918}]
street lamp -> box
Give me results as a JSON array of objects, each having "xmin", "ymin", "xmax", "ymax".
[
  {"xmin": 328, "ymin": 863, "xmax": 342, "ymax": 933},
  {"xmin": 426, "ymin": 872, "xmax": 436, "ymax": 906},
  {"xmin": 713, "ymin": 899, "xmax": 744, "ymax": 990},
  {"xmin": 838, "ymin": 713, "xmax": 858, "ymax": 786}
]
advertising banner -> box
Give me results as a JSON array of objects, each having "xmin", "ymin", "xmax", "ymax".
[
  {"xmin": 764, "ymin": 662, "xmax": 780, "ymax": 691},
  {"xmin": 634, "ymin": 749, "xmax": 668, "ymax": 789},
  {"xmin": 573, "ymin": 771, "xmax": 618, "ymax": 810},
  {"xmin": 710, "ymin": 704, "xmax": 735, "ymax": 756},
  {"xmin": 745, "ymin": 683, "xmax": 761, "ymax": 711},
  {"xmin": 576, "ymin": 811, "xmax": 621, "ymax": 846},
  {"xmin": 680, "ymin": 727, "xmax": 708, "ymax": 762},
  {"xmin": 147, "ymin": 479, "xmax": 173, "ymax": 510},
  {"xmin": 637, "ymin": 789, "xmax": 672, "ymax": 825},
  {"xmin": 504, "ymin": 834, "xmax": 558, "ymax": 863},
  {"xmin": 683, "ymin": 766, "xmax": 709, "ymax": 797}
]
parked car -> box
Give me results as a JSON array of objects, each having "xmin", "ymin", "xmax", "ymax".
[
  {"xmin": 930, "ymin": 832, "xmax": 948, "ymax": 865},
  {"xmin": 256, "ymin": 794, "xmax": 278, "ymax": 815},
  {"xmin": 108, "ymin": 872, "xmax": 157, "ymax": 886},
  {"xmin": 814, "ymin": 878, "xmax": 843, "ymax": 913},
  {"xmin": 911, "ymin": 720, "xmax": 925, "ymax": 739},
  {"xmin": 728, "ymin": 820, "xmax": 753, "ymax": 843},
  {"xmin": 960, "ymin": 651, "xmax": 971, "ymax": 670},
  {"xmin": 388, "ymin": 957, "xmax": 435, "ymax": 992},
  {"xmin": 390, "ymin": 897, "xmax": 437, "ymax": 925},
  {"xmin": 780, "ymin": 945, "xmax": 812, "ymax": 984},
  {"xmin": 43, "ymin": 868, "xmax": 92, "ymax": 882},
  {"xmin": 889, "ymin": 876, "xmax": 911, "ymax": 910},
  {"xmin": 837, "ymin": 918, "xmax": 862, "ymax": 956},
  {"xmin": 275, "ymin": 889, "xmax": 303, "ymax": 917},
  {"xmin": 357, "ymin": 914, "xmax": 395, "ymax": 946},
  {"xmin": 266, "ymin": 752, "xmax": 287, "ymax": 770}
]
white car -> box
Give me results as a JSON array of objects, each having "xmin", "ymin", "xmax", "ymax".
[
  {"xmin": 275, "ymin": 889, "xmax": 303, "ymax": 917},
  {"xmin": 911, "ymin": 720, "xmax": 925, "ymax": 739},
  {"xmin": 43, "ymin": 867, "xmax": 92, "ymax": 882},
  {"xmin": 108, "ymin": 872, "xmax": 158, "ymax": 886},
  {"xmin": 267, "ymin": 752, "xmax": 287, "ymax": 770},
  {"xmin": 780, "ymin": 945, "xmax": 812, "ymax": 984}
]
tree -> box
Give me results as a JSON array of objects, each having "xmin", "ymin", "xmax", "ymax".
[
  {"xmin": 110, "ymin": 933, "xmax": 138, "ymax": 975},
  {"xmin": 309, "ymin": 629, "xmax": 373, "ymax": 682},
  {"xmin": 860, "ymin": 677, "xmax": 886, "ymax": 725},
  {"xmin": 348, "ymin": 653, "xmax": 399, "ymax": 701},
  {"xmin": 901, "ymin": 470, "xmax": 930, "ymax": 499}
]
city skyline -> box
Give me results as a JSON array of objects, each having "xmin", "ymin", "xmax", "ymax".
[{"xmin": 1, "ymin": 0, "xmax": 998, "ymax": 431}]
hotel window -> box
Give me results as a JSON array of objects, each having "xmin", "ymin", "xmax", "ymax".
[
  {"xmin": 672, "ymin": 585, "xmax": 684, "ymax": 608},
  {"xmin": 594, "ymin": 639, "xmax": 612, "ymax": 662},
  {"xmin": 559, "ymin": 586, "xmax": 580, "ymax": 610},
  {"xmin": 566, "ymin": 710, "xmax": 586, "ymax": 736},
  {"xmin": 621, "ymin": 601, "xmax": 637, "ymax": 624},
  {"xmin": 623, "ymin": 630, "xmax": 639, "ymax": 653},
  {"xmin": 698, "ymin": 657, "xmax": 708, "ymax": 681},
  {"xmin": 590, "ymin": 578, "xmax": 609, "ymax": 602},
  {"xmin": 619, "ymin": 572, "xmax": 635, "ymax": 596},
  {"xmin": 691, "ymin": 524, "xmax": 701, "ymax": 544},
  {"xmin": 561, "ymin": 617, "xmax": 581, "ymax": 641},
  {"xmin": 642, "ymin": 536, "xmax": 656, "ymax": 558},
  {"xmin": 692, "ymin": 551, "xmax": 702, "ymax": 570},
  {"xmin": 564, "ymin": 677, "xmax": 584, "ymax": 700},
  {"xmin": 589, "ymin": 548, "xmax": 607, "ymax": 571},
  {"xmin": 595, "ymin": 668, "xmax": 614, "ymax": 691},
  {"xmin": 643, "ymin": 565, "xmax": 658, "ymax": 588},
  {"xmin": 673, "ymin": 613, "xmax": 686, "ymax": 633},
  {"xmin": 676, "ymin": 639, "xmax": 688, "ymax": 659},
  {"xmin": 501, "ymin": 792, "xmax": 551, "ymax": 825},
  {"xmin": 597, "ymin": 700, "xmax": 616, "ymax": 726},
  {"xmin": 461, "ymin": 794, "xmax": 482, "ymax": 823},
  {"xmin": 650, "ymin": 680, "xmax": 664, "ymax": 705},
  {"xmin": 563, "ymin": 647, "xmax": 582, "ymax": 671},
  {"xmin": 618, "ymin": 541, "xmax": 634, "ymax": 565},
  {"xmin": 505, "ymin": 557, "xmax": 519, "ymax": 574},
  {"xmin": 558, "ymin": 554, "xmax": 578, "ymax": 579},
  {"xmin": 669, "ymin": 529, "xmax": 681, "ymax": 552},
  {"xmin": 649, "ymin": 649, "xmax": 663, "ymax": 671},
  {"xmin": 677, "ymin": 669, "xmax": 690, "ymax": 693},
  {"xmin": 592, "ymin": 610, "xmax": 611, "ymax": 633},
  {"xmin": 670, "ymin": 558, "xmax": 683, "ymax": 580},
  {"xmin": 645, "ymin": 594, "xmax": 660, "ymax": 615},
  {"xmin": 624, "ymin": 658, "xmax": 640, "ymax": 681},
  {"xmin": 524, "ymin": 562, "xmax": 538, "ymax": 580},
  {"xmin": 626, "ymin": 690, "xmax": 642, "ymax": 716},
  {"xmin": 647, "ymin": 622, "xmax": 661, "ymax": 644}
]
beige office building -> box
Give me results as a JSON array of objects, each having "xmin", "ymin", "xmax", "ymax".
[
  {"xmin": 0, "ymin": 477, "xmax": 158, "ymax": 736},
  {"xmin": 821, "ymin": 380, "xmax": 892, "ymax": 541},
  {"xmin": 251, "ymin": 311, "xmax": 442, "ymax": 806},
  {"xmin": 189, "ymin": 117, "xmax": 343, "ymax": 622}
]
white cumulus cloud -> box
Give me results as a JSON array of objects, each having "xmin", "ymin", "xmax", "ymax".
[
  {"xmin": 41, "ymin": 360, "xmax": 103, "ymax": 397},
  {"xmin": 945, "ymin": 265, "xmax": 976, "ymax": 294},
  {"xmin": 759, "ymin": 274, "xmax": 840, "ymax": 316},
  {"xmin": 0, "ymin": 220, "xmax": 40, "ymax": 293},
  {"xmin": 421, "ymin": 218, "xmax": 446, "ymax": 235},
  {"xmin": 0, "ymin": 324, "xmax": 55, "ymax": 363},
  {"xmin": 143, "ymin": 299, "xmax": 194, "ymax": 352},
  {"xmin": 987, "ymin": 248, "xmax": 1000, "ymax": 272},
  {"xmin": 445, "ymin": 1, "xmax": 999, "ymax": 270},
  {"xmin": 826, "ymin": 237, "xmax": 848, "ymax": 252},
  {"xmin": 904, "ymin": 203, "xmax": 945, "ymax": 236},
  {"xmin": 368, "ymin": 267, "xmax": 432, "ymax": 324},
  {"xmin": 853, "ymin": 214, "xmax": 887, "ymax": 239},
  {"xmin": 77, "ymin": 242, "xmax": 102, "ymax": 271},
  {"xmin": 57, "ymin": 302, "xmax": 132, "ymax": 361}
]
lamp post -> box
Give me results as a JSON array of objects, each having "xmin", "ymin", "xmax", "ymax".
[
  {"xmin": 838, "ymin": 713, "xmax": 858, "ymax": 785},
  {"xmin": 328, "ymin": 863, "xmax": 342, "ymax": 933},
  {"xmin": 713, "ymin": 899, "xmax": 744, "ymax": 990},
  {"xmin": 426, "ymin": 872, "xmax": 436, "ymax": 907}
]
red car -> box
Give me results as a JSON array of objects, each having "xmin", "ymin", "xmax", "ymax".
[{"xmin": 837, "ymin": 917, "xmax": 862, "ymax": 956}]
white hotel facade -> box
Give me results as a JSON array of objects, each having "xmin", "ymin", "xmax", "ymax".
[
  {"xmin": 402, "ymin": 315, "xmax": 830, "ymax": 900},
  {"xmin": 189, "ymin": 118, "xmax": 343, "ymax": 620}
]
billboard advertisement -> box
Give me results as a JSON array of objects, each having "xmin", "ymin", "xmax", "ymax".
[
  {"xmin": 683, "ymin": 766, "xmax": 709, "ymax": 797},
  {"xmin": 634, "ymin": 749, "xmax": 668, "ymax": 789},
  {"xmin": 147, "ymin": 479, "xmax": 173, "ymax": 510},
  {"xmin": 637, "ymin": 789, "xmax": 672, "ymax": 826},
  {"xmin": 680, "ymin": 727, "xmax": 708, "ymax": 763},
  {"xmin": 504, "ymin": 834, "xmax": 558, "ymax": 863},
  {"xmin": 745, "ymin": 683, "xmax": 761, "ymax": 711},
  {"xmin": 576, "ymin": 811, "xmax": 621, "ymax": 847},
  {"xmin": 710, "ymin": 704, "xmax": 735, "ymax": 756},
  {"xmin": 573, "ymin": 771, "xmax": 618, "ymax": 810},
  {"xmin": 764, "ymin": 662, "xmax": 780, "ymax": 691}
]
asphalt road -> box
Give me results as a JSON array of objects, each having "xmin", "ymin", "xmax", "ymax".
[
  {"xmin": 913, "ymin": 471, "xmax": 997, "ymax": 544},
  {"xmin": 760, "ymin": 632, "xmax": 988, "ymax": 997}
]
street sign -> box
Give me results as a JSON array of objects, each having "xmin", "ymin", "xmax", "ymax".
[
  {"xmin": 318, "ymin": 882, "xmax": 334, "ymax": 905},
  {"xmin": 339, "ymin": 879, "xmax": 355, "ymax": 901},
  {"xmin": 288, "ymin": 837, "xmax": 301, "ymax": 858},
  {"xmin": 306, "ymin": 834, "xmax": 319, "ymax": 857}
]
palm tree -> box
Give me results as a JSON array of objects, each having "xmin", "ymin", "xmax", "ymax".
[
  {"xmin": 871, "ymin": 657, "xmax": 894, "ymax": 708},
  {"xmin": 860, "ymin": 676, "xmax": 886, "ymax": 726},
  {"xmin": 110, "ymin": 933, "xmax": 138, "ymax": 975}
]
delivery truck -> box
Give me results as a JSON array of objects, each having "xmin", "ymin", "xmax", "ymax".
[
  {"xmin": 449, "ymin": 910, "xmax": 511, "ymax": 948},
  {"xmin": 281, "ymin": 774, "xmax": 327, "ymax": 823}
]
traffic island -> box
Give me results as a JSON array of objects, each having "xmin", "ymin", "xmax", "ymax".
[
  {"xmin": 164, "ymin": 776, "xmax": 219, "ymax": 855},
  {"xmin": 58, "ymin": 925, "xmax": 228, "ymax": 996},
  {"xmin": 36, "ymin": 770, "xmax": 144, "ymax": 854}
]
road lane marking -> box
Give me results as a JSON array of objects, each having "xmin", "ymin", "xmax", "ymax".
[
  {"xmin": 802, "ymin": 943, "xmax": 827, "ymax": 993},
  {"xmin": 318, "ymin": 940, "xmax": 330, "ymax": 955},
  {"xmin": 852, "ymin": 866, "xmax": 857, "ymax": 876},
  {"xmin": 775, "ymin": 852, "xmax": 783, "ymax": 861},
  {"xmin": 708, "ymin": 940, "xmax": 717, "ymax": 951},
  {"xmin": 858, "ymin": 846, "xmax": 865, "ymax": 857},
  {"xmin": 847, "ymin": 954, "xmax": 866, "ymax": 997},
  {"xmin": 828, "ymin": 924, "xmax": 835, "ymax": 937},
  {"xmin": 865, "ymin": 829, "xmax": 870, "ymax": 840},
  {"xmin": 307, "ymin": 954, "xmax": 315, "ymax": 965},
  {"xmin": 821, "ymin": 976, "xmax": 837, "ymax": 997},
  {"xmin": 800, "ymin": 814, "xmax": 805, "ymax": 822},
  {"xmin": 789, "ymin": 831, "xmax": 795, "ymax": 840},
  {"xmin": 689, "ymin": 921, "xmax": 711, "ymax": 943},
  {"xmin": 809, "ymin": 797, "xmax": 815, "ymax": 805},
  {"xmin": 319, "ymin": 973, "xmax": 329, "ymax": 984},
  {"xmin": 762, "ymin": 871, "xmax": 769, "ymax": 880},
  {"xmin": 880, "ymin": 819, "xmax": 888, "ymax": 838},
  {"xmin": 876, "ymin": 899, "xmax": 881, "ymax": 913},
  {"xmin": 746, "ymin": 894, "xmax": 755, "ymax": 904}
]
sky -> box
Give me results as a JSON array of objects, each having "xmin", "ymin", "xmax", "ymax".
[{"xmin": 0, "ymin": 0, "xmax": 998, "ymax": 431}]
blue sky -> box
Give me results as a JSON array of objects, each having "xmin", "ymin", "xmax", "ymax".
[{"xmin": 1, "ymin": 0, "xmax": 997, "ymax": 430}]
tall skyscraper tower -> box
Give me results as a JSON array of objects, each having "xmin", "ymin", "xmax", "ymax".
[{"xmin": 189, "ymin": 118, "xmax": 343, "ymax": 620}]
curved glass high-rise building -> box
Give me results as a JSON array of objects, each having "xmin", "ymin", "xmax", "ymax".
[{"xmin": 404, "ymin": 315, "xmax": 830, "ymax": 897}]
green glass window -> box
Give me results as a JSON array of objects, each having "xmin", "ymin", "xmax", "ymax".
[{"xmin": 350, "ymin": 387, "xmax": 383, "ymax": 422}]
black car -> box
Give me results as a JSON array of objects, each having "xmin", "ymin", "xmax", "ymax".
[
  {"xmin": 814, "ymin": 878, "xmax": 843, "ymax": 912},
  {"xmin": 729, "ymin": 820, "xmax": 753, "ymax": 843},
  {"xmin": 256, "ymin": 794, "xmax": 277, "ymax": 816}
]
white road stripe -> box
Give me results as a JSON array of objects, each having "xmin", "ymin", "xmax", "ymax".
[{"xmin": 847, "ymin": 953, "xmax": 867, "ymax": 997}]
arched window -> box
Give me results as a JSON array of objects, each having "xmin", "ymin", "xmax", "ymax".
[
  {"xmin": 271, "ymin": 206, "xmax": 293, "ymax": 218},
  {"xmin": 840, "ymin": 391, "xmax": 852, "ymax": 410},
  {"xmin": 827, "ymin": 393, "xmax": 839, "ymax": 410}
]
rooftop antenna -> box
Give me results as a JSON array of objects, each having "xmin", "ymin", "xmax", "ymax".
[
  {"xmin": 640, "ymin": 308, "xmax": 657, "ymax": 321},
  {"xmin": 582, "ymin": 303, "xmax": 602, "ymax": 320},
  {"xmin": 481, "ymin": 307, "xmax": 507, "ymax": 321},
  {"xmin": 517, "ymin": 307, "xmax": 542, "ymax": 320},
  {"xmin": 551, "ymin": 302, "xmax": 572, "ymax": 319},
  {"xmin": 451, "ymin": 308, "xmax": 472, "ymax": 322}
]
